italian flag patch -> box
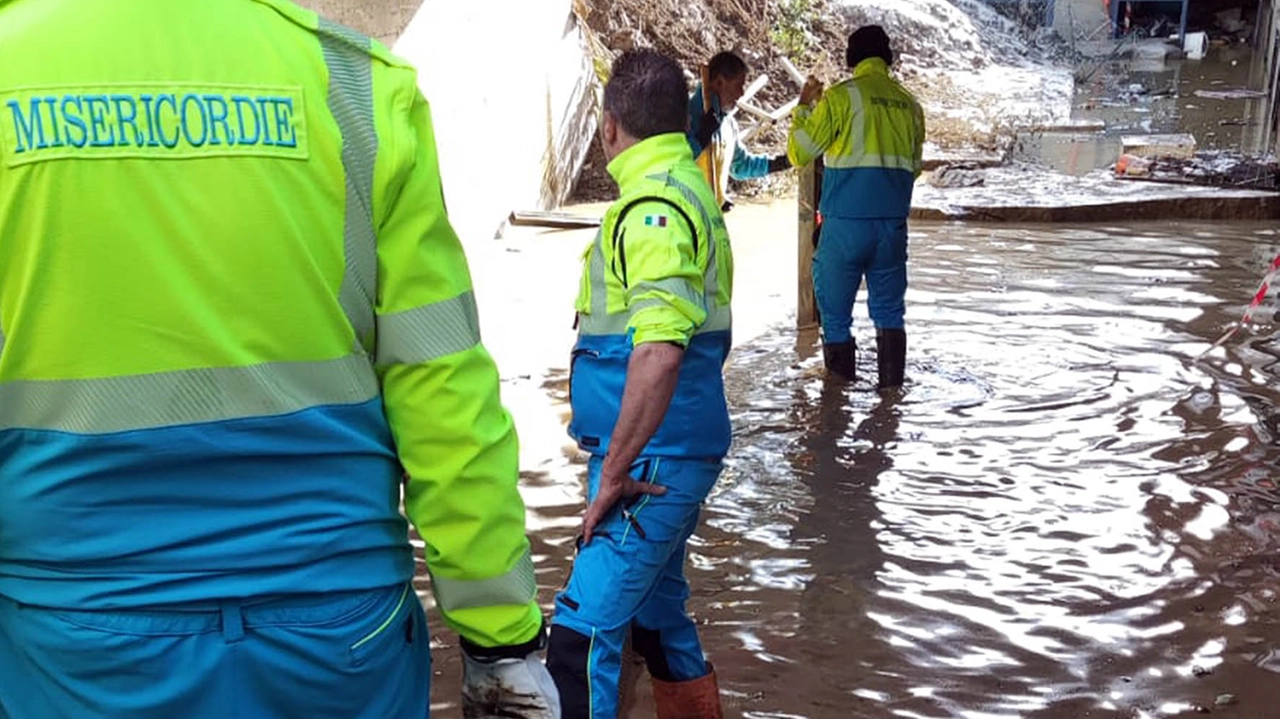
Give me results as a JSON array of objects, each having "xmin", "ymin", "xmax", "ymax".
[{"xmin": 643, "ymin": 215, "xmax": 668, "ymax": 228}]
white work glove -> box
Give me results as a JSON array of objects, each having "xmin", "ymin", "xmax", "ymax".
[{"xmin": 460, "ymin": 623, "xmax": 560, "ymax": 719}]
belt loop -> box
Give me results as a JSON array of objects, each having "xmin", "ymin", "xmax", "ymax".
[{"xmin": 221, "ymin": 603, "xmax": 245, "ymax": 644}]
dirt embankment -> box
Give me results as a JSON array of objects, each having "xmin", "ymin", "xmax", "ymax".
[
  {"xmin": 570, "ymin": 0, "xmax": 1067, "ymax": 202},
  {"xmin": 570, "ymin": 0, "xmax": 851, "ymax": 201}
]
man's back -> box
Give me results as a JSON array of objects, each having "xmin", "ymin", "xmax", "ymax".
[
  {"xmin": 0, "ymin": 3, "xmax": 559, "ymax": 716},
  {"xmin": 847, "ymin": 67, "xmax": 923, "ymax": 174},
  {"xmin": 788, "ymin": 57, "xmax": 924, "ymax": 220},
  {"xmin": 0, "ymin": 0, "xmax": 413, "ymax": 609}
]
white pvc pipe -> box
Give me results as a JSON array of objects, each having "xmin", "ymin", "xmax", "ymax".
[
  {"xmin": 727, "ymin": 74, "xmax": 769, "ymax": 119},
  {"xmin": 779, "ymin": 57, "xmax": 807, "ymax": 86},
  {"xmin": 737, "ymin": 101, "xmax": 773, "ymax": 121}
]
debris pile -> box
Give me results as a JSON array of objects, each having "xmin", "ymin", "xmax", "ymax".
[
  {"xmin": 1117, "ymin": 151, "xmax": 1280, "ymax": 191},
  {"xmin": 570, "ymin": 0, "xmax": 1072, "ymax": 201}
]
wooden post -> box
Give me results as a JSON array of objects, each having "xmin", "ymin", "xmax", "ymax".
[{"xmin": 797, "ymin": 158, "xmax": 822, "ymax": 329}]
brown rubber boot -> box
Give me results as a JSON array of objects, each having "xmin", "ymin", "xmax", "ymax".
[{"xmin": 651, "ymin": 667, "xmax": 723, "ymax": 719}]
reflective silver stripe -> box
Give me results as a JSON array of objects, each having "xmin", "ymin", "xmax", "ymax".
[
  {"xmin": 579, "ymin": 300, "xmax": 729, "ymax": 338},
  {"xmin": 792, "ymin": 126, "xmax": 823, "ymax": 159},
  {"xmin": 431, "ymin": 548, "xmax": 537, "ymax": 612},
  {"xmin": 823, "ymin": 82, "xmax": 866, "ymax": 168},
  {"xmin": 823, "ymin": 83, "xmax": 915, "ymax": 172},
  {"xmin": 319, "ymin": 20, "xmax": 379, "ymax": 355},
  {"xmin": 577, "ymin": 312, "xmax": 631, "ymax": 336},
  {"xmin": 579, "ymin": 176, "xmax": 731, "ymax": 338},
  {"xmin": 845, "ymin": 81, "xmax": 867, "ymax": 152},
  {"xmin": 588, "ymin": 229, "xmax": 608, "ymax": 317},
  {"xmin": 0, "ymin": 354, "xmax": 379, "ymax": 434},
  {"xmin": 376, "ymin": 292, "xmax": 481, "ymax": 367},
  {"xmin": 629, "ymin": 298, "xmax": 669, "ymax": 315},
  {"xmin": 627, "ymin": 278, "xmax": 702, "ymax": 308},
  {"xmin": 702, "ymin": 305, "xmax": 732, "ymax": 334},
  {"xmin": 0, "ymin": 325, "xmax": 5, "ymax": 357},
  {"xmin": 825, "ymin": 152, "xmax": 918, "ymax": 172}
]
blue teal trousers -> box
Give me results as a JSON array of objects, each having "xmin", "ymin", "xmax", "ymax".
[
  {"xmin": 547, "ymin": 456, "xmax": 722, "ymax": 719},
  {"xmin": 0, "ymin": 583, "xmax": 430, "ymax": 719},
  {"xmin": 814, "ymin": 217, "xmax": 909, "ymax": 343}
]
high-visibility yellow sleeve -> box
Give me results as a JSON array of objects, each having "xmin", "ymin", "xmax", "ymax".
[
  {"xmin": 374, "ymin": 79, "xmax": 540, "ymax": 648},
  {"xmin": 788, "ymin": 92, "xmax": 839, "ymax": 168},
  {"xmin": 615, "ymin": 200, "xmax": 707, "ymax": 347}
]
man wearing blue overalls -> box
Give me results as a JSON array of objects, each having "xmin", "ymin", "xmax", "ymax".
[
  {"xmin": 788, "ymin": 26, "xmax": 926, "ymax": 389},
  {"xmin": 546, "ymin": 49, "xmax": 734, "ymax": 719}
]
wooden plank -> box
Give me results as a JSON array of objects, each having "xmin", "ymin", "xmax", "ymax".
[
  {"xmin": 1029, "ymin": 118, "xmax": 1107, "ymax": 133},
  {"xmin": 1121, "ymin": 133, "xmax": 1197, "ymax": 159},
  {"xmin": 508, "ymin": 210, "xmax": 602, "ymax": 230},
  {"xmin": 797, "ymin": 159, "xmax": 821, "ymax": 329}
]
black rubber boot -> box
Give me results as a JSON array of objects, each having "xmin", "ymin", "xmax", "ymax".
[
  {"xmin": 876, "ymin": 328, "xmax": 907, "ymax": 390},
  {"xmin": 822, "ymin": 340, "xmax": 856, "ymax": 381}
]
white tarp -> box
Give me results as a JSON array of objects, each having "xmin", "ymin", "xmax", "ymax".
[{"xmin": 394, "ymin": 0, "xmax": 600, "ymax": 243}]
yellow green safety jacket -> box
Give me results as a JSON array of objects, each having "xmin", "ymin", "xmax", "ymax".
[
  {"xmin": 0, "ymin": 0, "xmax": 539, "ymax": 648},
  {"xmin": 788, "ymin": 58, "xmax": 926, "ymax": 220},
  {"xmin": 570, "ymin": 133, "xmax": 734, "ymax": 458}
]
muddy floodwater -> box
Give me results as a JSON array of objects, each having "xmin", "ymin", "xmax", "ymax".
[
  {"xmin": 420, "ymin": 219, "xmax": 1280, "ymax": 718},
  {"xmin": 1017, "ymin": 45, "xmax": 1276, "ymax": 176}
]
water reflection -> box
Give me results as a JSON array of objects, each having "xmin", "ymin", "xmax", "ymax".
[
  {"xmin": 1017, "ymin": 44, "xmax": 1275, "ymax": 175},
  {"xmin": 703, "ymin": 221, "xmax": 1280, "ymax": 718},
  {"xmin": 424, "ymin": 219, "xmax": 1280, "ymax": 718}
]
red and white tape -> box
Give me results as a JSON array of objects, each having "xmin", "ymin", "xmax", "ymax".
[{"xmin": 1199, "ymin": 254, "xmax": 1280, "ymax": 358}]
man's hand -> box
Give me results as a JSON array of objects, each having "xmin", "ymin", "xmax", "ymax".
[
  {"xmin": 799, "ymin": 76, "xmax": 824, "ymax": 107},
  {"xmin": 461, "ymin": 621, "xmax": 559, "ymax": 719},
  {"xmin": 582, "ymin": 463, "xmax": 667, "ymax": 543},
  {"xmin": 461, "ymin": 651, "xmax": 560, "ymax": 719}
]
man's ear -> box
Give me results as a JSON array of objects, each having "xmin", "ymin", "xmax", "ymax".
[{"xmin": 601, "ymin": 111, "xmax": 619, "ymax": 146}]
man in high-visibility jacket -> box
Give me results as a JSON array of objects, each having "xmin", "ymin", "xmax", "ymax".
[
  {"xmin": 0, "ymin": 2, "xmax": 557, "ymax": 717},
  {"xmin": 687, "ymin": 51, "xmax": 792, "ymax": 212},
  {"xmin": 545, "ymin": 49, "xmax": 733, "ymax": 719},
  {"xmin": 787, "ymin": 26, "xmax": 925, "ymax": 389}
]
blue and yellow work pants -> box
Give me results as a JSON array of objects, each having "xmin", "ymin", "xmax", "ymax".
[
  {"xmin": 547, "ymin": 456, "xmax": 722, "ymax": 719},
  {"xmin": 0, "ymin": 583, "xmax": 429, "ymax": 719},
  {"xmin": 813, "ymin": 217, "xmax": 909, "ymax": 343}
]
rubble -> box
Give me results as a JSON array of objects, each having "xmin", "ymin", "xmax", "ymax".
[
  {"xmin": 569, "ymin": 0, "xmax": 1073, "ymax": 202},
  {"xmin": 1116, "ymin": 151, "xmax": 1280, "ymax": 191}
]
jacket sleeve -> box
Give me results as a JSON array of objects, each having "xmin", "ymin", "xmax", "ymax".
[
  {"xmin": 374, "ymin": 85, "xmax": 541, "ymax": 648},
  {"xmin": 913, "ymin": 101, "xmax": 927, "ymax": 178},
  {"xmin": 614, "ymin": 200, "xmax": 707, "ymax": 348},
  {"xmin": 686, "ymin": 90, "xmax": 707, "ymax": 157},
  {"xmin": 729, "ymin": 141, "xmax": 771, "ymax": 180},
  {"xmin": 787, "ymin": 89, "xmax": 839, "ymax": 168}
]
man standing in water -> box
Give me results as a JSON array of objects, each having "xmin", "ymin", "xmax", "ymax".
[
  {"xmin": 0, "ymin": 1, "xmax": 556, "ymax": 717},
  {"xmin": 546, "ymin": 49, "xmax": 734, "ymax": 719},
  {"xmin": 788, "ymin": 25, "xmax": 925, "ymax": 389}
]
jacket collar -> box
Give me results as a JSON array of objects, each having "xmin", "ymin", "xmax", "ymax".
[
  {"xmin": 606, "ymin": 133, "xmax": 693, "ymax": 192},
  {"xmin": 852, "ymin": 57, "xmax": 891, "ymax": 79}
]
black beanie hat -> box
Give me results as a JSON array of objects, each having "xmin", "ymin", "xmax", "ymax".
[{"xmin": 846, "ymin": 25, "xmax": 893, "ymax": 68}]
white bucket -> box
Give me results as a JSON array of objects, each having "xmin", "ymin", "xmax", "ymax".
[{"xmin": 1183, "ymin": 31, "xmax": 1208, "ymax": 60}]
